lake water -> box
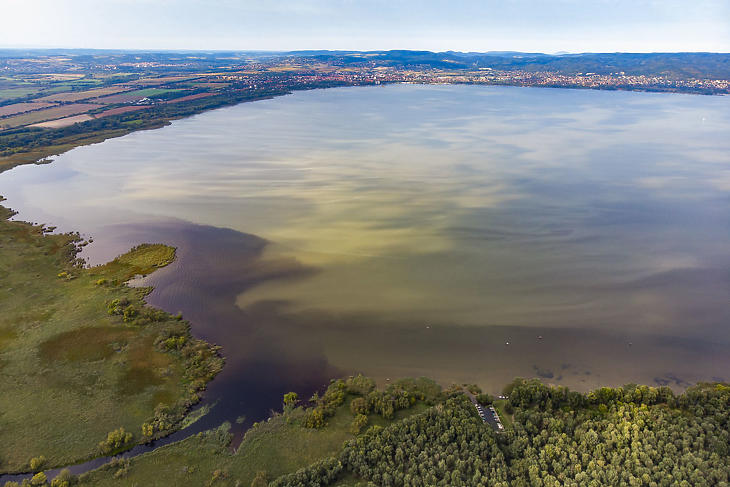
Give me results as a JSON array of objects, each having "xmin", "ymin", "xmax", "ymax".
[{"xmin": 2, "ymin": 84, "xmax": 729, "ymax": 438}]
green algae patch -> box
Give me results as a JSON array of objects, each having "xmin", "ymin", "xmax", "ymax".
[{"xmin": 0, "ymin": 201, "xmax": 223, "ymax": 474}]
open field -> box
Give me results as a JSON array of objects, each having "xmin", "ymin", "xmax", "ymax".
[
  {"xmin": 35, "ymin": 86, "xmax": 132, "ymax": 103},
  {"xmin": 0, "ymin": 103, "xmax": 102, "ymax": 129},
  {"xmin": 0, "ymin": 202, "xmax": 223, "ymax": 473},
  {"xmin": 94, "ymin": 105, "xmax": 152, "ymax": 118},
  {"xmin": 164, "ymin": 92, "xmax": 216, "ymax": 103},
  {"xmin": 30, "ymin": 114, "xmax": 95, "ymax": 128},
  {"xmin": 0, "ymin": 102, "xmax": 56, "ymax": 117}
]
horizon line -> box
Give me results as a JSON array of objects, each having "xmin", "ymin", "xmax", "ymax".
[{"xmin": 1, "ymin": 47, "xmax": 729, "ymax": 56}]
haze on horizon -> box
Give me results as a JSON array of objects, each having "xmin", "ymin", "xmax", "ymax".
[{"xmin": 1, "ymin": 0, "xmax": 728, "ymax": 54}]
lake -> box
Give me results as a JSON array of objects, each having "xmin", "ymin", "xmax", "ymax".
[{"xmin": 2, "ymin": 84, "xmax": 729, "ymax": 438}]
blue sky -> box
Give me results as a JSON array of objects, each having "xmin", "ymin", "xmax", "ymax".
[{"xmin": 1, "ymin": 0, "xmax": 728, "ymax": 52}]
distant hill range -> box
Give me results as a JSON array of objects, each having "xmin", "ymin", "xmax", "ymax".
[
  {"xmin": 283, "ymin": 50, "xmax": 730, "ymax": 79},
  {"xmin": 1, "ymin": 49, "xmax": 728, "ymax": 79}
]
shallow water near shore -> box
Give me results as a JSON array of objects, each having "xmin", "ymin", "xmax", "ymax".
[{"xmin": 1, "ymin": 84, "xmax": 730, "ymax": 440}]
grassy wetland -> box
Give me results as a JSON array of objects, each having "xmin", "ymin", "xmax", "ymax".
[{"xmin": 0, "ymin": 199, "xmax": 222, "ymax": 474}]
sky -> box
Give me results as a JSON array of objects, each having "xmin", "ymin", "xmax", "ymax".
[{"xmin": 0, "ymin": 0, "xmax": 728, "ymax": 53}]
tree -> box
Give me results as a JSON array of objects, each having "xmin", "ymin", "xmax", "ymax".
[{"xmin": 283, "ymin": 392, "xmax": 299, "ymax": 407}]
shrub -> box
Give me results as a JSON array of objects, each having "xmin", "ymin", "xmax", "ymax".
[
  {"xmin": 283, "ymin": 392, "xmax": 299, "ymax": 407},
  {"xmin": 304, "ymin": 408, "xmax": 326, "ymax": 429},
  {"xmin": 345, "ymin": 374, "xmax": 376, "ymax": 395},
  {"xmin": 50, "ymin": 469, "xmax": 75, "ymax": 487},
  {"xmin": 476, "ymin": 393, "xmax": 494, "ymax": 405},
  {"xmin": 107, "ymin": 298, "xmax": 130, "ymax": 315},
  {"xmin": 122, "ymin": 305, "xmax": 138, "ymax": 322},
  {"xmin": 141, "ymin": 422, "xmax": 154, "ymax": 437},
  {"xmin": 350, "ymin": 413, "xmax": 369, "ymax": 434},
  {"xmin": 30, "ymin": 472, "xmax": 47, "ymax": 486},
  {"xmin": 98, "ymin": 427, "xmax": 133, "ymax": 454},
  {"xmin": 164, "ymin": 335, "xmax": 187, "ymax": 350},
  {"xmin": 350, "ymin": 397, "xmax": 368, "ymax": 415},
  {"xmin": 28, "ymin": 456, "xmax": 46, "ymax": 471}
]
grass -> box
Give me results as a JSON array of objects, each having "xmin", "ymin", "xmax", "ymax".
[
  {"xmin": 76, "ymin": 392, "xmax": 430, "ymax": 486},
  {"xmin": 0, "ymin": 202, "xmax": 222, "ymax": 474}
]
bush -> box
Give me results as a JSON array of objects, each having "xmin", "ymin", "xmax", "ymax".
[
  {"xmin": 28, "ymin": 455, "xmax": 46, "ymax": 471},
  {"xmin": 107, "ymin": 298, "xmax": 130, "ymax": 315},
  {"xmin": 98, "ymin": 427, "xmax": 133, "ymax": 454},
  {"xmin": 30, "ymin": 473, "xmax": 47, "ymax": 486},
  {"xmin": 350, "ymin": 397, "xmax": 368, "ymax": 415},
  {"xmin": 304, "ymin": 408, "xmax": 326, "ymax": 429},
  {"xmin": 350, "ymin": 414, "xmax": 369, "ymax": 434},
  {"xmin": 50, "ymin": 469, "xmax": 75, "ymax": 487},
  {"xmin": 476, "ymin": 393, "xmax": 494, "ymax": 405},
  {"xmin": 283, "ymin": 392, "xmax": 299, "ymax": 407}
]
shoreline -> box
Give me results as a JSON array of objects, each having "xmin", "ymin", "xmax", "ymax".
[{"xmin": 2, "ymin": 78, "xmax": 726, "ymax": 177}]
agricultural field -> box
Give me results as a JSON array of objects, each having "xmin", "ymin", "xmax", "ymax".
[
  {"xmin": 34, "ymin": 86, "xmax": 132, "ymax": 103},
  {"xmin": 164, "ymin": 92, "xmax": 216, "ymax": 104},
  {"xmin": 0, "ymin": 202, "xmax": 223, "ymax": 473},
  {"xmin": 0, "ymin": 102, "xmax": 56, "ymax": 117},
  {"xmin": 94, "ymin": 105, "xmax": 152, "ymax": 118},
  {"xmin": 0, "ymin": 103, "xmax": 103, "ymax": 129},
  {"xmin": 30, "ymin": 114, "xmax": 95, "ymax": 128}
]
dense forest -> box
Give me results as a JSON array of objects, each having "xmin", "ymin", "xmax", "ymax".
[{"xmin": 273, "ymin": 379, "xmax": 730, "ymax": 487}]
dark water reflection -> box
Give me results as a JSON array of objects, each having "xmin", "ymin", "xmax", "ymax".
[
  {"xmin": 1, "ymin": 85, "xmax": 730, "ymax": 440},
  {"xmin": 94, "ymin": 220, "xmax": 338, "ymax": 442}
]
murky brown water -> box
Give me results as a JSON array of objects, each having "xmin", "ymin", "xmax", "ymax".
[{"xmin": 1, "ymin": 85, "xmax": 729, "ymax": 433}]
